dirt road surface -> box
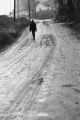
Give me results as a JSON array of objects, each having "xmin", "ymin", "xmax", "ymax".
[{"xmin": 0, "ymin": 20, "xmax": 80, "ymax": 120}]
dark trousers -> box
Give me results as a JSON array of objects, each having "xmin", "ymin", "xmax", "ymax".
[{"xmin": 32, "ymin": 31, "xmax": 35, "ymax": 40}]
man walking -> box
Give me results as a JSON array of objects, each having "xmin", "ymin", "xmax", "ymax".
[{"xmin": 30, "ymin": 20, "xmax": 37, "ymax": 41}]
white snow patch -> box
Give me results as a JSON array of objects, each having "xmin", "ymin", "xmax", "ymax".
[
  {"xmin": 37, "ymin": 112, "xmax": 48, "ymax": 117},
  {"xmin": 38, "ymin": 98, "xmax": 47, "ymax": 102}
]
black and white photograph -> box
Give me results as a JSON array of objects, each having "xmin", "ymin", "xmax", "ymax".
[{"xmin": 0, "ymin": 0, "xmax": 80, "ymax": 120}]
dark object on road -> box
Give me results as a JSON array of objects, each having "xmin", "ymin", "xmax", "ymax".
[
  {"xmin": 30, "ymin": 20, "xmax": 37, "ymax": 41},
  {"xmin": 38, "ymin": 77, "xmax": 44, "ymax": 85}
]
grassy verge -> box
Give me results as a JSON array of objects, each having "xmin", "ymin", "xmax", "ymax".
[
  {"xmin": 67, "ymin": 21, "xmax": 80, "ymax": 40},
  {"xmin": 0, "ymin": 15, "xmax": 30, "ymax": 52},
  {"xmin": 55, "ymin": 12, "xmax": 80, "ymax": 40}
]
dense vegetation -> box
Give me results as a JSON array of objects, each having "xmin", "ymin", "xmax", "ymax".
[
  {"xmin": 0, "ymin": 15, "xmax": 30, "ymax": 52},
  {"xmin": 54, "ymin": 0, "xmax": 80, "ymax": 39},
  {"xmin": 55, "ymin": 0, "xmax": 80, "ymax": 22}
]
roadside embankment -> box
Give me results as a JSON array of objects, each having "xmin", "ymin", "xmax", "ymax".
[{"xmin": 0, "ymin": 15, "xmax": 30, "ymax": 52}]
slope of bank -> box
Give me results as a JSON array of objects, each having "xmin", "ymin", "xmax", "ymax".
[{"xmin": 0, "ymin": 15, "xmax": 30, "ymax": 52}]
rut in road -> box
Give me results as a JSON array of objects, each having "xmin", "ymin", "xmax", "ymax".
[
  {"xmin": 4, "ymin": 40, "xmax": 56, "ymax": 120},
  {"xmin": 0, "ymin": 21, "xmax": 57, "ymax": 120}
]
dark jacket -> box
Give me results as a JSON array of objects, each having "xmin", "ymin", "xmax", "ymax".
[{"xmin": 30, "ymin": 21, "xmax": 37, "ymax": 32}]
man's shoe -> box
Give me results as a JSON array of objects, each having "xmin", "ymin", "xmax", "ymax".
[{"xmin": 33, "ymin": 38, "xmax": 35, "ymax": 41}]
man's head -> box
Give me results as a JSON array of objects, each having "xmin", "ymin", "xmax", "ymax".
[{"xmin": 32, "ymin": 20, "xmax": 34, "ymax": 22}]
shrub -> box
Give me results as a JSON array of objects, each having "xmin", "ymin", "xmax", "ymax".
[
  {"xmin": 0, "ymin": 32, "xmax": 13, "ymax": 51},
  {"xmin": 0, "ymin": 16, "xmax": 30, "ymax": 52}
]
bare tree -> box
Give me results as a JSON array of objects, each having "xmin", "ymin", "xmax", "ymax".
[{"xmin": 28, "ymin": 0, "xmax": 31, "ymax": 20}]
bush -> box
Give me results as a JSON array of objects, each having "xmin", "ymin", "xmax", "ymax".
[
  {"xmin": 0, "ymin": 16, "xmax": 30, "ymax": 52},
  {"xmin": 0, "ymin": 32, "xmax": 13, "ymax": 51},
  {"xmin": 15, "ymin": 17, "xmax": 30, "ymax": 31}
]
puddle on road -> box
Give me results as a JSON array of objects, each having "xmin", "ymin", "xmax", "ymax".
[
  {"xmin": 38, "ymin": 98, "xmax": 47, "ymax": 102},
  {"xmin": 62, "ymin": 84, "xmax": 78, "ymax": 88},
  {"xmin": 28, "ymin": 111, "xmax": 48, "ymax": 118},
  {"xmin": 37, "ymin": 112, "xmax": 48, "ymax": 117},
  {"xmin": 73, "ymin": 88, "xmax": 80, "ymax": 94}
]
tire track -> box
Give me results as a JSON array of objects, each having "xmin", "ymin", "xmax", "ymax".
[
  {"xmin": 0, "ymin": 37, "xmax": 56, "ymax": 120},
  {"xmin": 0, "ymin": 22, "xmax": 56, "ymax": 120}
]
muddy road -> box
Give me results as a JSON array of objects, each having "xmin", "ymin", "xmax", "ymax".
[
  {"xmin": 0, "ymin": 20, "xmax": 80, "ymax": 120},
  {"xmin": 0, "ymin": 20, "xmax": 56, "ymax": 120}
]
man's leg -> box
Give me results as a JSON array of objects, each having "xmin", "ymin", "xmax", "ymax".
[{"xmin": 32, "ymin": 31, "xmax": 35, "ymax": 41}]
